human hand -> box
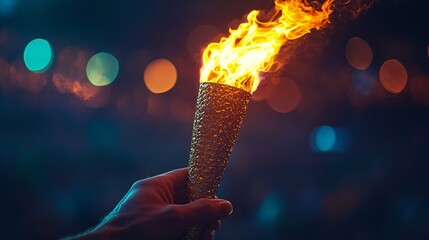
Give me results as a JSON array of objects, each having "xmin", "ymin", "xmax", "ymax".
[{"xmin": 66, "ymin": 168, "xmax": 233, "ymax": 240}]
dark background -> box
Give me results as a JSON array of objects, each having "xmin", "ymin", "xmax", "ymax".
[{"xmin": 1, "ymin": 0, "xmax": 428, "ymax": 239}]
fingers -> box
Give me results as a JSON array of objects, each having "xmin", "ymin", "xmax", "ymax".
[
  {"xmin": 174, "ymin": 189, "xmax": 189, "ymax": 204},
  {"xmin": 201, "ymin": 229, "xmax": 215, "ymax": 240},
  {"xmin": 161, "ymin": 167, "xmax": 188, "ymax": 189},
  {"xmin": 201, "ymin": 220, "xmax": 220, "ymax": 240},
  {"xmin": 175, "ymin": 198, "xmax": 233, "ymax": 226},
  {"xmin": 208, "ymin": 220, "xmax": 221, "ymax": 230},
  {"xmin": 145, "ymin": 167, "xmax": 189, "ymax": 192}
]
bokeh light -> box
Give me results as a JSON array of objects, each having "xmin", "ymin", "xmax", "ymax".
[
  {"xmin": 379, "ymin": 59, "xmax": 408, "ymax": 94},
  {"xmin": 23, "ymin": 38, "xmax": 53, "ymax": 73},
  {"xmin": 9, "ymin": 59, "xmax": 48, "ymax": 92},
  {"xmin": 53, "ymin": 47, "xmax": 107, "ymax": 105},
  {"xmin": 0, "ymin": 0, "xmax": 18, "ymax": 16},
  {"xmin": 352, "ymin": 71, "xmax": 376, "ymax": 94},
  {"xmin": 265, "ymin": 78, "xmax": 301, "ymax": 113},
  {"xmin": 86, "ymin": 52, "xmax": 119, "ymax": 87},
  {"xmin": 255, "ymin": 193, "xmax": 284, "ymax": 227},
  {"xmin": 144, "ymin": 58, "xmax": 177, "ymax": 94},
  {"xmin": 312, "ymin": 125, "xmax": 336, "ymax": 152},
  {"xmin": 346, "ymin": 37, "xmax": 373, "ymax": 70}
]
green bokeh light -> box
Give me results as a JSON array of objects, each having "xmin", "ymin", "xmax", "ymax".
[
  {"xmin": 23, "ymin": 38, "xmax": 54, "ymax": 73},
  {"xmin": 86, "ymin": 52, "xmax": 119, "ymax": 86}
]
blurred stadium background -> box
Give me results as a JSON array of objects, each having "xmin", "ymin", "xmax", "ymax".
[{"xmin": 0, "ymin": 0, "xmax": 428, "ymax": 239}]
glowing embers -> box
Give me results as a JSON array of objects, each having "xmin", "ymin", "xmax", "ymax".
[
  {"xmin": 346, "ymin": 37, "xmax": 373, "ymax": 70},
  {"xmin": 86, "ymin": 52, "xmax": 119, "ymax": 87},
  {"xmin": 379, "ymin": 59, "xmax": 408, "ymax": 94},
  {"xmin": 144, "ymin": 58, "xmax": 177, "ymax": 94},
  {"xmin": 23, "ymin": 38, "xmax": 54, "ymax": 73}
]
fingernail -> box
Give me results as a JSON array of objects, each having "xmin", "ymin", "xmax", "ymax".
[{"xmin": 217, "ymin": 200, "xmax": 233, "ymax": 216}]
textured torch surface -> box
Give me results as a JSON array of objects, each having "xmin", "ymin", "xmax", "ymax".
[
  {"xmin": 188, "ymin": 82, "xmax": 251, "ymax": 200},
  {"xmin": 185, "ymin": 82, "xmax": 250, "ymax": 240}
]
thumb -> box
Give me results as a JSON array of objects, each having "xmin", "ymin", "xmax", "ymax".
[{"xmin": 175, "ymin": 198, "xmax": 233, "ymax": 225}]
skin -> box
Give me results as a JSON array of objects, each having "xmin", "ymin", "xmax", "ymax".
[{"xmin": 63, "ymin": 168, "xmax": 233, "ymax": 240}]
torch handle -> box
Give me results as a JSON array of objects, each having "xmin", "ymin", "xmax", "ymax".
[{"xmin": 184, "ymin": 82, "xmax": 250, "ymax": 240}]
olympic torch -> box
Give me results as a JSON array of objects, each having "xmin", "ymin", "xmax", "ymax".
[{"xmin": 185, "ymin": 0, "xmax": 335, "ymax": 239}]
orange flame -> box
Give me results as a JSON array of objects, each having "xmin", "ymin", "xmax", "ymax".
[{"xmin": 200, "ymin": 0, "xmax": 334, "ymax": 93}]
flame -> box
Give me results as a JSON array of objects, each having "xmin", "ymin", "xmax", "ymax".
[{"xmin": 200, "ymin": 0, "xmax": 334, "ymax": 93}]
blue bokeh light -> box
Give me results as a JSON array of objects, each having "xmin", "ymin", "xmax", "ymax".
[
  {"xmin": 0, "ymin": 0, "xmax": 18, "ymax": 16},
  {"xmin": 310, "ymin": 126, "xmax": 351, "ymax": 153},
  {"xmin": 352, "ymin": 70, "xmax": 374, "ymax": 94},
  {"xmin": 314, "ymin": 125, "xmax": 336, "ymax": 152}
]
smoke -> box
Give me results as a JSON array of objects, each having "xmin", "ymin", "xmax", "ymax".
[
  {"xmin": 331, "ymin": 0, "xmax": 378, "ymax": 22},
  {"xmin": 269, "ymin": 0, "xmax": 378, "ymax": 74}
]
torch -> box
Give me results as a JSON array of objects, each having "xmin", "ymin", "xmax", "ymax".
[{"xmin": 185, "ymin": 0, "xmax": 334, "ymax": 239}]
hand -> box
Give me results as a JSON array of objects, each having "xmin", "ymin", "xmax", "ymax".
[{"xmin": 65, "ymin": 168, "xmax": 233, "ymax": 240}]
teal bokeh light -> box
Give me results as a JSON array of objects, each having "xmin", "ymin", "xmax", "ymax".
[
  {"xmin": 255, "ymin": 193, "xmax": 284, "ymax": 228},
  {"xmin": 86, "ymin": 52, "xmax": 119, "ymax": 86},
  {"xmin": 314, "ymin": 125, "xmax": 336, "ymax": 152},
  {"xmin": 23, "ymin": 38, "xmax": 54, "ymax": 73},
  {"xmin": 0, "ymin": 0, "xmax": 18, "ymax": 16}
]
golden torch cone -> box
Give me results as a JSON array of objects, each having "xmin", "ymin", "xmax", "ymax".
[
  {"xmin": 184, "ymin": 1, "xmax": 336, "ymax": 238},
  {"xmin": 185, "ymin": 82, "xmax": 250, "ymax": 239}
]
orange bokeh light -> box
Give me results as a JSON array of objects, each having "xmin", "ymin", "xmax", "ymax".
[
  {"xmin": 379, "ymin": 59, "xmax": 408, "ymax": 94},
  {"xmin": 265, "ymin": 78, "xmax": 301, "ymax": 113},
  {"xmin": 346, "ymin": 37, "xmax": 373, "ymax": 70},
  {"xmin": 144, "ymin": 58, "xmax": 177, "ymax": 94}
]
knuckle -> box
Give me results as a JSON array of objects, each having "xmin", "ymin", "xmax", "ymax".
[
  {"xmin": 166, "ymin": 206, "xmax": 184, "ymax": 221},
  {"xmin": 199, "ymin": 199, "xmax": 218, "ymax": 216},
  {"xmin": 131, "ymin": 179, "xmax": 147, "ymax": 189}
]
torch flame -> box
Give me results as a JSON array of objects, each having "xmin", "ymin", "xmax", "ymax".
[{"xmin": 200, "ymin": 0, "xmax": 334, "ymax": 93}]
